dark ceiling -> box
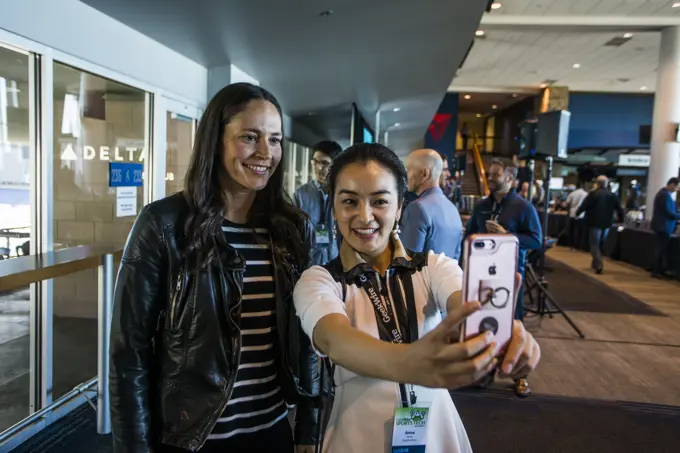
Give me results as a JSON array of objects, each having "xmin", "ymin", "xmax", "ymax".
[{"xmin": 78, "ymin": 0, "xmax": 486, "ymax": 155}]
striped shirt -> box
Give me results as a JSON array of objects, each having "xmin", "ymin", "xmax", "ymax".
[{"xmin": 207, "ymin": 220, "xmax": 287, "ymax": 441}]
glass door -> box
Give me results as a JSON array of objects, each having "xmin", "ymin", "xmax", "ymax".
[
  {"xmin": 0, "ymin": 42, "xmax": 32, "ymax": 433},
  {"xmin": 152, "ymin": 97, "xmax": 200, "ymax": 201}
]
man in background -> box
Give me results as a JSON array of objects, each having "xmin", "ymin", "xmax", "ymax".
[
  {"xmin": 651, "ymin": 177, "xmax": 680, "ymax": 279},
  {"xmin": 566, "ymin": 181, "xmax": 588, "ymax": 249},
  {"xmin": 294, "ymin": 140, "xmax": 342, "ymax": 266},
  {"xmin": 401, "ymin": 149, "xmax": 464, "ymax": 260},
  {"xmin": 577, "ymin": 175, "xmax": 624, "ymax": 274}
]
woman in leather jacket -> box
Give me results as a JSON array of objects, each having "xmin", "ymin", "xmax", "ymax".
[{"xmin": 109, "ymin": 83, "xmax": 319, "ymax": 453}]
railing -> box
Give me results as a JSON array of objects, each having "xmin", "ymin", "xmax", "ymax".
[
  {"xmin": 0, "ymin": 245, "xmax": 121, "ymax": 449},
  {"xmin": 471, "ymin": 136, "xmax": 490, "ymax": 197}
]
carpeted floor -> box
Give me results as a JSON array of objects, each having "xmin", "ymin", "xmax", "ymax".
[
  {"xmin": 13, "ymin": 391, "xmax": 680, "ymax": 453},
  {"xmin": 528, "ymin": 259, "xmax": 666, "ymax": 316}
]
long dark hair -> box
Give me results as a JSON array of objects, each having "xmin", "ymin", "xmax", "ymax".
[
  {"xmin": 183, "ymin": 83, "xmax": 309, "ymax": 271},
  {"xmin": 327, "ymin": 143, "xmax": 407, "ymax": 206}
]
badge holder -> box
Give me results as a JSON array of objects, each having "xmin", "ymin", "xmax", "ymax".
[{"xmin": 391, "ymin": 400, "xmax": 432, "ymax": 453}]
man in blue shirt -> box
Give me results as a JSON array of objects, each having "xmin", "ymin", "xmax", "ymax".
[
  {"xmin": 401, "ymin": 149, "xmax": 464, "ymax": 260},
  {"xmin": 651, "ymin": 177, "xmax": 680, "ymax": 278},
  {"xmin": 294, "ymin": 140, "xmax": 342, "ymax": 265},
  {"xmin": 465, "ymin": 159, "xmax": 542, "ymax": 396}
]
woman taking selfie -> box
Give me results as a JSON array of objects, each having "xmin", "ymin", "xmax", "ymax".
[
  {"xmin": 109, "ymin": 83, "xmax": 319, "ymax": 453},
  {"xmin": 294, "ymin": 144, "xmax": 541, "ymax": 452}
]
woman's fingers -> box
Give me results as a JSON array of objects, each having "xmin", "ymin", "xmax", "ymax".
[
  {"xmin": 432, "ymin": 301, "xmax": 481, "ymax": 342},
  {"xmin": 501, "ymin": 321, "xmax": 527, "ymax": 374}
]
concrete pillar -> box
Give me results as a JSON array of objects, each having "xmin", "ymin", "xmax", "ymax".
[{"xmin": 646, "ymin": 27, "xmax": 680, "ymax": 218}]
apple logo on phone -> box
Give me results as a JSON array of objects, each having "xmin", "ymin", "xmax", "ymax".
[{"xmin": 489, "ymin": 265, "xmax": 497, "ymax": 276}]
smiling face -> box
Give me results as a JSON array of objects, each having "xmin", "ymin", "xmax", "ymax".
[
  {"xmin": 333, "ymin": 160, "xmax": 402, "ymax": 259},
  {"xmin": 222, "ymin": 99, "xmax": 283, "ymax": 192}
]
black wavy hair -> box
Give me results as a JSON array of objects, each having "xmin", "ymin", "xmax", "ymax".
[
  {"xmin": 183, "ymin": 82, "xmax": 309, "ymax": 271},
  {"xmin": 312, "ymin": 140, "xmax": 343, "ymax": 160},
  {"xmin": 326, "ymin": 143, "xmax": 407, "ymax": 206}
]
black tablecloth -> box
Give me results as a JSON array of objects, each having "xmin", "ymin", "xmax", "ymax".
[{"xmin": 618, "ymin": 228, "xmax": 680, "ymax": 273}]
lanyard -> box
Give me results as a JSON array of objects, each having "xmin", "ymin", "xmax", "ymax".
[
  {"xmin": 491, "ymin": 200, "xmax": 503, "ymax": 222},
  {"xmin": 360, "ymin": 269, "xmax": 419, "ymax": 407}
]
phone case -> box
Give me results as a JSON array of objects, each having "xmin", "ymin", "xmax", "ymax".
[{"xmin": 460, "ymin": 234, "xmax": 519, "ymax": 353}]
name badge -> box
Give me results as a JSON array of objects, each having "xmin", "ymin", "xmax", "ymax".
[
  {"xmin": 315, "ymin": 224, "xmax": 330, "ymax": 244},
  {"xmin": 391, "ymin": 406, "xmax": 429, "ymax": 453}
]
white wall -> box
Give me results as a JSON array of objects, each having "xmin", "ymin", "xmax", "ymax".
[{"xmin": 0, "ymin": 0, "xmax": 207, "ymax": 107}]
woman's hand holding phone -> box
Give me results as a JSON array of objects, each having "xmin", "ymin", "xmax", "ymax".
[{"xmin": 401, "ymin": 301, "xmax": 501, "ymax": 389}]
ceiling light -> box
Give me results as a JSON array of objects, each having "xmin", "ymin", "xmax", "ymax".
[
  {"xmin": 492, "ymin": 105, "xmax": 498, "ymax": 110},
  {"xmin": 540, "ymin": 83, "xmax": 547, "ymax": 88},
  {"xmin": 512, "ymin": 93, "xmax": 518, "ymax": 98},
  {"xmin": 573, "ymin": 63, "xmax": 581, "ymax": 68},
  {"xmin": 623, "ymin": 33, "xmax": 634, "ymax": 39},
  {"xmin": 673, "ymin": 2, "xmax": 680, "ymax": 8},
  {"xmin": 464, "ymin": 94, "xmax": 471, "ymax": 99},
  {"xmin": 394, "ymin": 122, "xmax": 401, "ymax": 127},
  {"xmin": 475, "ymin": 30, "xmax": 485, "ymax": 37},
  {"xmin": 393, "ymin": 107, "xmax": 401, "ymax": 112},
  {"xmin": 640, "ymin": 86, "xmax": 648, "ymax": 91},
  {"xmin": 491, "ymin": 2, "xmax": 502, "ymax": 9},
  {"xmin": 476, "ymin": 114, "xmax": 482, "ymax": 118}
]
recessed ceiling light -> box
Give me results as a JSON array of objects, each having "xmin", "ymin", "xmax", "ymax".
[
  {"xmin": 623, "ymin": 33, "xmax": 634, "ymax": 39},
  {"xmin": 491, "ymin": 2, "xmax": 502, "ymax": 9},
  {"xmin": 476, "ymin": 30, "xmax": 485, "ymax": 37},
  {"xmin": 492, "ymin": 105, "xmax": 498, "ymax": 110},
  {"xmin": 393, "ymin": 107, "xmax": 401, "ymax": 112},
  {"xmin": 394, "ymin": 122, "xmax": 401, "ymax": 127},
  {"xmin": 573, "ymin": 63, "xmax": 581, "ymax": 68},
  {"xmin": 640, "ymin": 86, "xmax": 648, "ymax": 91},
  {"xmin": 673, "ymin": 2, "xmax": 680, "ymax": 8},
  {"xmin": 476, "ymin": 113, "xmax": 482, "ymax": 118},
  {"xmin": 464, "ymin": 94, "xmax": 472, "ymax": 99},
  {"xmin": 540, "ymin": 83, "xmax": 547, "ymax": 88}
]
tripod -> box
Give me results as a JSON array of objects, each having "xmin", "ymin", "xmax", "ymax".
[{"xmin": 523, "ymin": 156, "xmax": 585, "ymax": 339}]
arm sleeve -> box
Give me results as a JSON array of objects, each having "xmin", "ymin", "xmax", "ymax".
[
  {"xmin": 516, "ymin": 204, "xmax": 543, "ymax": 250},
  {"xmin": 294, "ymin": 219, "xmax": 321, "ymax": 446},
  {"xmin": 400, "ymin": 202, "xmax": 428, "ymax": 252},
  {"xmin": 426, "ymin": 251, "xmax": 464, "ymax": 314},
  {"xmin": 664, "ymin": 193, "xmax": 680, "ymax": 220},
  {"xmin": 294, "ymin": 266, "xmax": 349, "ymax": 356},
  {"xmin": 293, "ymin": 188, "xmax": 303, "ymax": 209},
  {"xmin": 109, "ymin": 206, "xmax": 166, "ymax": 453}
]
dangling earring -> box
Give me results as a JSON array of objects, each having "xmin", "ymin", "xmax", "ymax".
[
  {"xmin": 392, "ymin": 222, "xmax": 401, "ymax": 240},
  {"xmin": 333, "ymin": 223, "xmax": 338, "ymax": 238}
]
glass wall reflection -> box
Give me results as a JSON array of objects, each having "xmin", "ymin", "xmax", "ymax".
[
  {"xmin": 0, "ymin": 45, "xmax": 31, "ymax": 433},
  {"xmin": 51, "ymin": 62, "xmax": 149, "ymax": 399}
]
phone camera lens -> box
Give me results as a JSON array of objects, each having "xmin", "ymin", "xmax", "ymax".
[{"xmin": 474, "ymin": 241, "xmax": 484, "ymax": 249}]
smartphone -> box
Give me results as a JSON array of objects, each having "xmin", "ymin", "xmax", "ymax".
[{"xmin": 460, "ymin": 234, "xmax": 519, "ymax": 354}]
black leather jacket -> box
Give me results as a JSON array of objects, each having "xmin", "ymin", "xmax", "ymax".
[{"xmin": 109, "ymin": 193, "xmax": 320, "ymax": 452}]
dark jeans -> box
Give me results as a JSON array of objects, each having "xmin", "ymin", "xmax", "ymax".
[
  {"xmin": 588, "ymin": 227, "xmax": 608, "ymax": 271},
  {"xmin": 158, "ymin": 418, "xmax": 294, "ymax": 453},
  {"xmin": 653, "ymin": 232, "xmax": 672, "ymax": 275}
]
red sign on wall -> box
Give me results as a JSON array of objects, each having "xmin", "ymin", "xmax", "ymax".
[{"xmin": 428, "ymin": 113, "xmax": 452, "ymax": 143}]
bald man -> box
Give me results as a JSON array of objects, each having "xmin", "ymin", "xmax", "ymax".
[
  {"xmin": 577, "ymin": 175, "xmax": 624, "ymax": 273},
  {"xmin": 401, "ymin": 149, "xmax": 464, "ymax": 260}
]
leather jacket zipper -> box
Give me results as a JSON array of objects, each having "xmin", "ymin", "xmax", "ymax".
[
  {"xmin": 196, "ymin": 268, "xmax": 244, "ymax": 451},
  {"xmin": 169, "ymin": 268, "xmax": 186, "ymax": 328}
]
